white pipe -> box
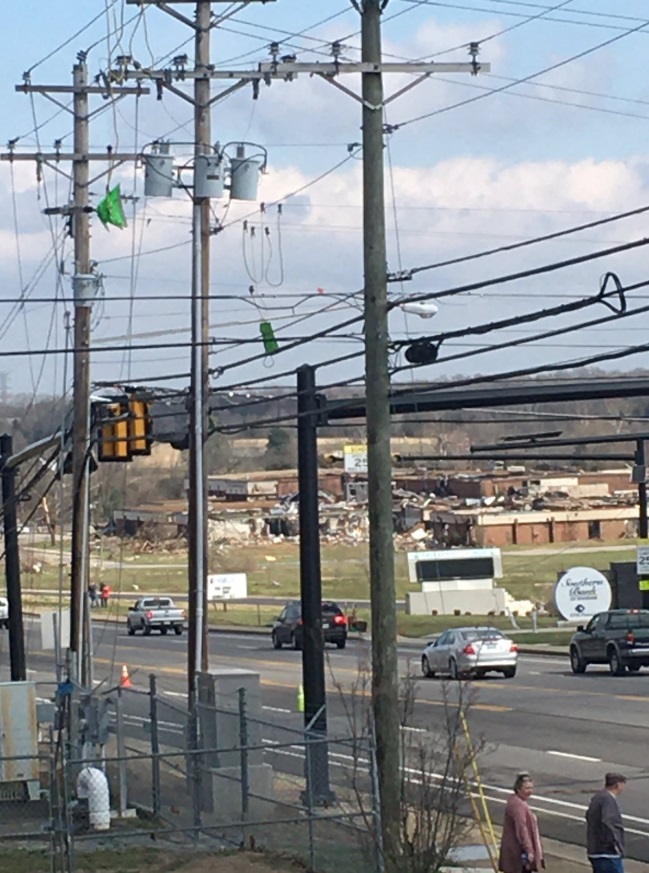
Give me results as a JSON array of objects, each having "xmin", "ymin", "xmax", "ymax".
[{"xmin": 77, "ymin": 766, "xmax": 110, "ymax": 830}]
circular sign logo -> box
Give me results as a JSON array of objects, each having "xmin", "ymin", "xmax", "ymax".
[{"xmin": 554, "ymin": 567, "xmax": 612, "ymax": 621}]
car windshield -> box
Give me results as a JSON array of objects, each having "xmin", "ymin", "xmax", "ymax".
[
  {"xmin": 144, "ymin": 599, "xmax": 172, "ymax": 609},
  {"xmin": 463, "ymin": 629, "xmax": 504, "ymax": 641}
]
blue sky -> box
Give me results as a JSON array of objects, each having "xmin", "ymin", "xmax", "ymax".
[{"xmin": 2, "ymin": 1, "xmax": 649, "ymax": 399}]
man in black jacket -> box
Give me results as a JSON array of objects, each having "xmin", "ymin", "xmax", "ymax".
[{"xmin": 586, "ymin": 773, "xmax": 628, "ymax": 873}]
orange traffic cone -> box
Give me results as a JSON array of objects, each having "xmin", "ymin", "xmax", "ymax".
[{"xmin": 120, "ymin": 664, "xmax": 133, "ymax": 689}]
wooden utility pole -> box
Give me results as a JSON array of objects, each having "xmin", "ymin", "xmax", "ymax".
[
  {"xmin": 2, "ymin": 66, "xmax": 147, "ymax": 681},
  {"xmin": 70, "ymin": 56, "xmax": 92, "ymax": 680},
  {"xmin": 360, "ymin": 2, "xmax": 400, "ymax": 864},
  {"xmin": 186, "ymin": 0, "xmax": 212, "ymax": 696}
]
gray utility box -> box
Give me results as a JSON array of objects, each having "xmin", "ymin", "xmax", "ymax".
[
  {"xmin": 196, "ymin": 668, "xmax": 274, "ymax": 821},
  {"xmin": 0, "ymin": 681, "xmax": 40, "ymax": 801}
]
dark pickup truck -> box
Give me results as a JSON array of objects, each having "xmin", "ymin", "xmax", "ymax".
[{"xmin": 570, "ymin": 609, "xmax": 649, "ymax": 675}]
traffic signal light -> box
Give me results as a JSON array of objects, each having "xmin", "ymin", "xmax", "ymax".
[
  {"xmin": 127, "ymin": 398, "xmax": 151, "ymax": 456},
  {"xmin": 96, "ymin": 396, "xmax": 152, "ymax": 462},
  {"xmin": 97, "ymin": 403, "xmax": 130, "ymax": 463}
]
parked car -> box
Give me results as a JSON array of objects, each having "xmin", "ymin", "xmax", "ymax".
[
  {"xmin": 421, "ymin": 626, "xmax": 518, "ymax": 680},
  {"xmin": 126, "ymin": 597, "xmax": 185, "ymax": 636},
  {"xmin": 0, "ymin": 597, "xmax": 8, "ymax": 629},
  {"xmin": 271, "ymin": 600, "xmax": 348, "ymax": 650},
  {"xmin": 569, "ymin": 609, "xmax": 649, "ymax": 675}
]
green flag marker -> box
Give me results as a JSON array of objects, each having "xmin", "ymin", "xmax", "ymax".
[
  {"xmin": 259, "ymin": 321, "xmax": 278, "ymax": 354},
  {"xmin": 96, "ymin": 184, "xmax": 127, "ymax": 229}
]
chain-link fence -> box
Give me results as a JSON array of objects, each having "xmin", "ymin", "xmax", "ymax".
[{"xmin": 0, "ymin": 674, "xmax": 382, "ymax": 873}]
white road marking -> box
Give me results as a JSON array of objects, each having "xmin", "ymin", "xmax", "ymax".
[
  {"xmin": 402, "ymin": 726, "xmax": 427, "ymax": 733},
  {"xmin": 237, "ymin": 645, "xmax": 261, "ymax": 650},
  {"xmin": 162, "ymin": 690, "xmax": 186, "ymax": 699},
  {"xmin": 527, "ymin": 671, "xmax": 541, "ymax": 676},
  {"xmin": 263, "ymin": 705, "xmax": 292, "ymax": 714},
  {"xmin": 547, "ymin": 750, "xmax": 602, "ymax": 763}
]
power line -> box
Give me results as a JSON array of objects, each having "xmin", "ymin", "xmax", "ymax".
[{"xmin": 392, "ymin": 10, "xmax": 649, "ymax": 129}]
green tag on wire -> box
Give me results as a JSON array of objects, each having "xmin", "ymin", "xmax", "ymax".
[{"xmin": 260, "ymin": 321, "xmax": 279, "ymax": 354}]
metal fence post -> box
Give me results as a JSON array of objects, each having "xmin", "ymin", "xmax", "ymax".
[
  {"xmin": 305, "ymin": 728, "xmax": 316, "ymax": 873},
  {"xmin": 116, "ymin": 685, "xmax": 127, "ymax": 817},
  {"xmin": 238, "ymin": 687, "xmax": 249, "ymax": 847},
  {"xmin": 188, "ymin": 690, "xmax": 202, "ymax": 839},
  {"xmin": 149, "ymin": 674, "xmax": 161, "ymax": 818},
  {"xmin": 48, "ymin": 726, "xmax": 63, "ymax": 873}
]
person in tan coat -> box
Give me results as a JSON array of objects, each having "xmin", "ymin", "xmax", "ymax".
[{"xmin": 499, "ymin": 773, "xmax": 545, "ymax": 873}]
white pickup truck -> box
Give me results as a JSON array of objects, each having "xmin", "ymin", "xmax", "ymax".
[
  {"xmin": 0, "ymin": 596, "xmax": 7, "ymax": 629},
  {"xmin": 126, "ymin": 596, "xmax": 185, "ymax": 637}
]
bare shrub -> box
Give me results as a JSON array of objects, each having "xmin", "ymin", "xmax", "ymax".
[{"xmin": 331, "ymin": 655, "xmax": 484, "ymax": 873}]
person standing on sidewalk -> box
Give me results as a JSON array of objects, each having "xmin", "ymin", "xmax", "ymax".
[
  {"xmin": 586, "ymin": 773, "xmax": 628, "ymax": 873},
  {"xmin": 499, "ymin": 773, "xmax": 545, "ymax": 873}
]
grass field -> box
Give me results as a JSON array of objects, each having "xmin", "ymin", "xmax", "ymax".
[
  {"xmin": 21, "ymin": 538, "xmax": 636, "ymax": 603},
  {"xmin": 19, "ymin": 536, "xmax": 631, "ymax": 647}
]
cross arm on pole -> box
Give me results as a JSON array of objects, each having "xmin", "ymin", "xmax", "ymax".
[
  {"xmin": 16, "ymin": 83, "xmax": 148, "ymax": 96},
  {"xmin": 258, "ymin": 61, "xmax": 490, "ymax": 76},
  {"xmin": 0, "ymin": 152, "xmax": 143, "ymax": 162}
]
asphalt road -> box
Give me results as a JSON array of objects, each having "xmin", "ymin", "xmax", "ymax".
[{"xmin": 4, "ymin": 620, "xmax": 649, "ymax": 861}]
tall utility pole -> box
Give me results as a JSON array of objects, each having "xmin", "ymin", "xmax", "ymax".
[
  {"xmin": 360, "ymin": 2, "xmax": 400, "ymax": 862},
  {"xmin": 188, "ymin": 0, "xmax": 212, "ymax": 695},
  {"xmin": 2, "ymin": 66, "xmax": 147, "ymax": 680},
  {"xmin": 70, "ymin": 56, "xmax": 92, "ymax": 682},
  {"xmin": 354, "ymin": 1, "xmax": 488, "ymax": 864}
]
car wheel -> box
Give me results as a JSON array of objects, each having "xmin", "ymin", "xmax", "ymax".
[
  {"xmin": 628, "ymin": 664, "xmax": 641, "ymax": 673},
  {"xmin": 292, "ymin": 633, "xmax": 302, "ymax": 651},
  {"xmin": 144, "ymin": 625, "xmax": 152, "ymax": 636},
  {"xmin": 272, "ymin": 632, "xmax": 282, "ymax": 650},
  {"xmin": 160, "ymin": 627, "xmax": 168, "ymax": 636},
  {"xmin": 174, "ymin": 625, "xmax": 182, "ymax": 636},
  {"xmin": 421, "ymin": 656, "xmax": 435, "ymax": 679},
  {"xmin": 503, "ymin": 667, "xmax": 517, "ymax": 679},
  {"xmin": 449, "ymin": 658, "xmax": 460, "ymax": 680},
  {"xmin": 336, "ymin": 638, "xmax": 346, "ymax": 650},
  {"xmin": 608, "ymin": 648, "xmax": 625, "ymax": 676},
  {"xmin": 127, "ymin": 625, "xmax": 135, "ymax": 636},
  {"xmin": 570, "ymin": 646, "xmax": 587, "ymax": 674}
]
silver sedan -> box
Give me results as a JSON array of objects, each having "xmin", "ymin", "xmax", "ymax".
[{"xmin": 421, "ymin": 626, "xmax": 518, "ymax": 680}]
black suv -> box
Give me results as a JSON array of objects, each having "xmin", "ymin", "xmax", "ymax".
[
  {"xmin": 569, "ymin": 609, "xmax": 649, "ymax": 675},
  {"xmin": 271, "ymin": 600, "xmax": 348, "ymax": 650}
]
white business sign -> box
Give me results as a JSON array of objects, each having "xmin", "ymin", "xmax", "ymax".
[
  {"xmin": 343, "ymin": 443, "xmax": 368, "ymax": 475},
  {"xmin": 207, "ymin": 573, "xmax": 248, "ymax": 601},
  {"xmin": 637, "ymin": 545, "xmax": 649, "ymax": 575},
  {"xmin": 554, "ymin": 567, "xmax": 612, "ymax": 621}
]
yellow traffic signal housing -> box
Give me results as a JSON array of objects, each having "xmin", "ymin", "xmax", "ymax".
[
  {"xmin": 128, "ymin": 398, "xmax": 152, "ymax": 456},
  {"xmin": 97, "ymin": 403, "xmax": 131, "ymax": 463}
]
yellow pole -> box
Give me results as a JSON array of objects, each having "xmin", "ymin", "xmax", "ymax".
[
  {"xmin": 461, "ymin": 713, "xmax": 498, "ymax": 856},
  {"xmin": 297, "ymin": 683, "xmax": 305, "ymax": 713}
]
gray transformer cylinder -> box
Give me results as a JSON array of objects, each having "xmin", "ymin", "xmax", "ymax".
[
  {"xmin": 229, "ymin": 156, "xmax": 260, "ymax": 201},
  {"xmin": 195, "ymin": 154, "xmax": 225, "ymax": 199},
  {"xmin": 144, "ymin": 153, "xmax": 175, "ymax": 197}
]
